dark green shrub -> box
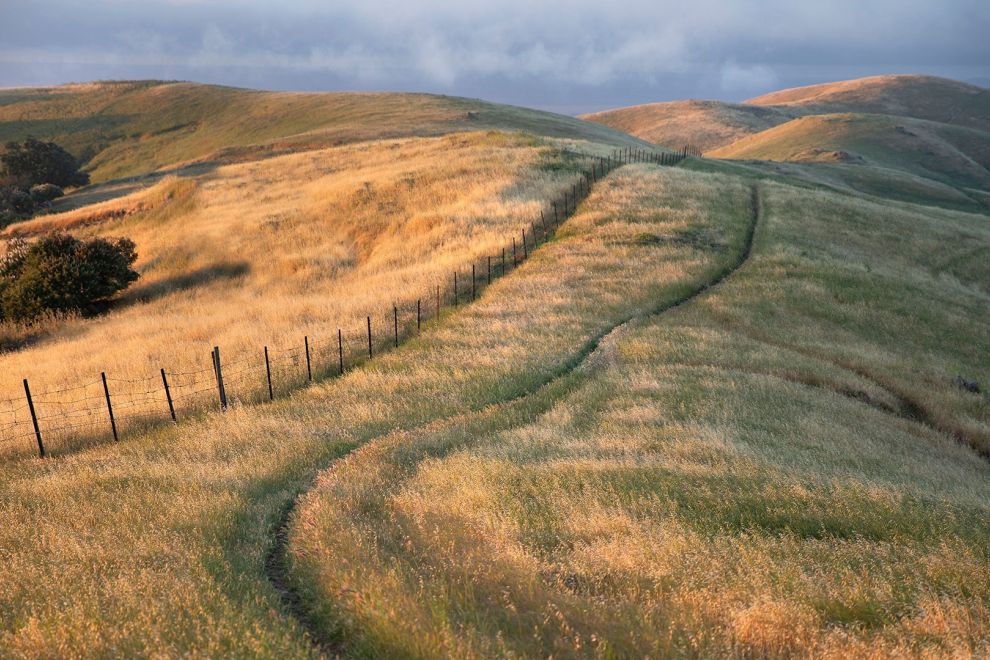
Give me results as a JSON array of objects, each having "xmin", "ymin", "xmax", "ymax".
[
  {"xmin": 0, "ymin": 233, "xmax": 139, "ymax": 322},
  {"xmin": 1, "ymin": 138, "xmax": 90, "ymax": 188}
]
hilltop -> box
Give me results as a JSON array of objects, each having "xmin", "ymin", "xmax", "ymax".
[
  {"xmin": 0, "ymin": 80, "xmax": 649, "ymax": 183},
  {"xmin": 581, "ymin": 99, "xmax": 792, "ymax": 152},
  {"xmin": 584, "ymin": 75, "xmax": 990, "ymax": 211},
  {"xmin": 747, "ymin": 74, "xmax": 990, "ymax": 133}
]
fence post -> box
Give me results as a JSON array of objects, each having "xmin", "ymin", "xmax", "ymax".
[
  {"xmin": 453, "ymin": 271, "xmax": 458, "ymax": 305},
  {"xmin": 417, "ymin": 299, "xmax": 422, "ymax": 332},
  {"xmin": 213, "ymin": 347, "xmax": 227, "ymax": 411},
  {"xmin": 161, "ymin": 368, "xmax": 176, "ymax": 422},
  {"xmin": 23, "ymin": 378, "xmax": 44, "ymax": 458},
  {"xmin": 436, "ymin": 284, "xmax": 440, "ymax": 319},
  {"xmin": 264, "ymin": 347, "xmax": 274, "ymax": 400},
  {"xmin": 393, "ymin": 304, "xmax": 399, "ymax": 348},
  {"xmin": 471, "ymin": 264, "xmax": 476, "ymax": 300},
  {"xmin": 337, "ymin": 329, "xmax": 344, "ymax": 374},
  {"xmin": 304, "ymin": 336, "xmax": 312, "ymax": 382},
  {"xmin": 512, "ymin": 237, "xmax": 517, "ymax": 266},
  {"xmin": 367, "ymin": 316, "xmax": 373, "ymax": 359},
  {"xmin": 101, "ymin": 372, "xmax": 119, "ymax": 442},
  {"xmin": 522, "ymin": 229, "xmax": 528, "ymax": 259},
  {"xmin": 487, "ymin": 256, "xmax": 492, "ymax": 284}
]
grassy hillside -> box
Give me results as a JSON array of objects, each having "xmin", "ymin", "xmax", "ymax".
[
  {"xmin": 580, "ymin": 100, "xmax": 791, "ymax": 152},
  {"xmin": 584, "ymin": 76, "xmax": 990, "ymax": 213},
  {"xmin": 0, "ymin": 131, "xmax": 611, "ymax": 457},
  {"xmin": 0, "ymin": 81, "xmax": 650, "ymax": 182},
  {"xmin": 708, "ymin": 113, "xmax": 990, "ymax": 192},
  {"xmin": 0, "ymin": 77, "xmax": 988, "ymax": 657},
  {"xmin": 747, "ymin": 74, "xmax": 990, "ymax": 133}
]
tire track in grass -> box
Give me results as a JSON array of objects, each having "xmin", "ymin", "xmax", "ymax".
[{"xmin": 265, "ymin": 178, "xmax": 762, "ymax": 657}]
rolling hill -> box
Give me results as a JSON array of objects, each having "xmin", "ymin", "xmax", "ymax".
[
  {"xmin": 579, "ymin": 100, "xmax": 792, "ymax": 153},
  {"xmin": 708, "ymin": 112, "xmax": 990, "ymax": 191},
  {"xmin": 0, "ymin": 80, "xmax": 651, "ymax": 183},
  {"xmin": 747, "ymin": 74, "xmax": 990, "ymax": 133},
  {"xmin": 584, "ymin": 75, "xmax": 990, "ymax": 211},
  {"xmin": 0, "ymin": 76, "xmax": 988, "ymax": 657}
]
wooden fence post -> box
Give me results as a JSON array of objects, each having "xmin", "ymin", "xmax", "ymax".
[
  {"xmin": 522, "ymin": 229, "xmax": 528, "ymax": 259},
  {"xmin": 487, "ymin": 256, "xmax": 492, "ymax": 284},
  {"xmin": 23, "ymin": 379, "xmax": 44, "ymax": 458},
  {"xmin": 393, "ymin": 304, "xmax": 399, "ymax": 348},
  {"xmin": 367, "ymin": 316, "xmax": 373, "ymax": 358},
  {"xmin": 471, "ymin": 264, "xmax": 476, "ymax": 300},
  {"xmin": 161, "ymin": 368, "xmax": 176, "ymax": 422},
  {"xmin": 264, "ymin": 347, "xmax": 273, "ymax": 400},
  {"xmin": 512, "ymin": 237, "xmax": 518, "ymax": 266},
  {"xmin": 101, "ymin": 372, "xmax": 118, "ymax": 442},
  {"xmin": 417, "ymin": 299, "xmax": 422, "ymax": 332},
  {"xmin": 501, "ymin": 247, "xmax": 506, "ymax": 274},
  {"xmin": 212, "ymin": 347, "xmax": 227, "ymax": 411},
  {"xmin": 453, "ymin": 271, "xmax": 458, "ymax": 305},
  {"xmin": 337, "ymin": 329, "xmax": 344, "ymax": 375},
  {"xmin": 304, "ymin": 336, "xmax": 312, "ymax": 382}
]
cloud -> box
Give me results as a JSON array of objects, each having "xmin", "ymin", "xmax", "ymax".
[
  {"xmin": 0, "ymin": 0, "xmax": 987, "ymax": 110},
  {"xmin": 719, "ymin": 61, "xmax": 778, "ymax": 94}
]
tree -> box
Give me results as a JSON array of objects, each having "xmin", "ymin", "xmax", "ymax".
[
  {"xmin": 0, "ymin": 233, "xmax": 138, "ymax": 322},
  {"xmin": 1, "ymin": 138, "xmax": 90, "ymax": 188}
]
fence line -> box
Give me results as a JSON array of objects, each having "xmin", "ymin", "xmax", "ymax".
[{"xmin": 0, "ymin": 147, "xmax": 687, "ymax": 459}]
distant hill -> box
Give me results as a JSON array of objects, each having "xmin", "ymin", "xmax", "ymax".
[
  {"xmin": 746, "ymin": 74, "xmax": 990, "ymax": 133},
  {"xmin": 708, "ymin": 113, "xmax": 990, "ymax": 191},
  {"xmin": 584, "ymin": 75, "xmax": 990, "ymax": 209},
  {"xmin": 0, "ymin": 81, "xmax": 649, "ymax": 182},
  {"xmin": 580, "ymin": 100, "xmax": 792, "ymax": 153}
]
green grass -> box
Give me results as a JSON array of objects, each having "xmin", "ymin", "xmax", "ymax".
[
  {"xmin": 709, "ymin": 113, "xmax": 990, "ymax": 193},
  {"xmin": 286, "ymin": 168, "xmax": 990, "ymax": 656},
  {"xmin": 0, "ymin": 81, "xmax": 652, "ymax": 183}
]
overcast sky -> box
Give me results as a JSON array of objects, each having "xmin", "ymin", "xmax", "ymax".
[{"xmin": 1, "ymin": 0, "xmax": 988, "ymax": 114}]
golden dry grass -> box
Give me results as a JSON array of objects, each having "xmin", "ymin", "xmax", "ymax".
[
  {"xmin": 286, "ymin": 170, "xmax": 990, "ymax": 656},
  {"xmin": 0, "ymin": 131, "xmax": 606, "ymax": 458},
  {"xmin": 582, "ymin": 100, "xmax": 790, "ymax": 153},
  {"xmin": 0, "ymin": 163, "xmax": 744, "ymax": 655}
]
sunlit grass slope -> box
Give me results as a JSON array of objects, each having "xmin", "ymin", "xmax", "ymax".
[
  {"xmin": 746, "ymin": 74, "xmax": 990, "ymax": 134},
  {"xmin": 289, "ymin": 167, "xmax": 990, "ymax": 656},
  {"xmin": 0, "ymin": 163, "xmax": 752, "ymax": 654},
  {"xmin": 583, "ymin": 75, "xmax": 990, "ymax": 211},
  {"xmin": 580, "ymin": 99, "xmax": 791, "ymax": 152},
  {"xmin": 0, "ymin": 80, "xmax": 650, "ymax": 182},
  {"xmin": 708, "ymin": 112, "xmax": 990, "ymax": 192},
  {"xmin": 0, "ymin": 131, "xmax": 607, "ymax": 457}
]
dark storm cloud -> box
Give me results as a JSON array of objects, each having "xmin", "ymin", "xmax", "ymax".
[{"xmin": 1, "ymin": 0, "xmax": 988, "ymax": 113}]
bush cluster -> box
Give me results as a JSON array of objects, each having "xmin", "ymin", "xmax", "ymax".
[
  {"xmin": 0, "ymin": 138, "xmax": 88, "ymax": 227},
  {"xmin": 0, "ymin": 233, "xmax": 139, "ymax": 322}
]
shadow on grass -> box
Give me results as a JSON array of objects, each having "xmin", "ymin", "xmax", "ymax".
[{"xmin": 121, "ymin": 261, "xmax": 250, "ymax": 304}]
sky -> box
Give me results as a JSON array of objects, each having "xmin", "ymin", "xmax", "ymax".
[{"xmin": 1, "ymin": 0, "xmax": 988, "ymax": 115}]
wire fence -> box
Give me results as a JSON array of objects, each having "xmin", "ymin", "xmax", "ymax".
[{"xmin": 0, "ymin": 147, "xmax": 686, "ymax": 460}]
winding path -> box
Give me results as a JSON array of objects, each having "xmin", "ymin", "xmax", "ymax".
[{"xmin": 263, "ymin": 172, "xmax": 763, "ymax": 656}]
